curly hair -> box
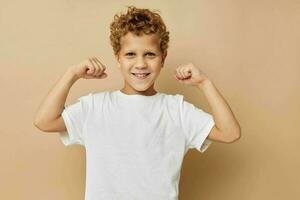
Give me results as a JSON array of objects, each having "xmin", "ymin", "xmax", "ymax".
[{"xmin": 110, "ymin": 6, "xmax": 170, "ymax": 56}]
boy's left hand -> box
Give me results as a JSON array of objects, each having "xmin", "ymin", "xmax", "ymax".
[{"xmin": 173, "ymin": 63, "xmax": 209, "ymax": 87}]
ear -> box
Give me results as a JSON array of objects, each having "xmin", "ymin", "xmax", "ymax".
[
  {"xmin": 161, "ymin": 52, "xmax": 167, "ymax": 66},
  {"xmin": 115, "ymin": 54, "xmax": 121, "ymax": 68}
]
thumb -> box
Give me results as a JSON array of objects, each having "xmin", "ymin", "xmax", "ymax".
[{"xmin": 96, "ymin": 73, "xmax": 108, "ymax": 78}]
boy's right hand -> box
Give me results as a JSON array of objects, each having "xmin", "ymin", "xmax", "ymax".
[{"xmin": 69, "ymin": 57, "xmax": 108, "ymax": 80}]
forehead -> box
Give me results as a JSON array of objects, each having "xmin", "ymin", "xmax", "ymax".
[{"xmin": 120, "ymin": 32, "xmax": 160, "ymax": 52}]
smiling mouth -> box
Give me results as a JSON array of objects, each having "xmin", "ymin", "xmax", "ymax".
[{"xmin": 131, "ymin": 73, "xmax": 151, "ymax": 79}]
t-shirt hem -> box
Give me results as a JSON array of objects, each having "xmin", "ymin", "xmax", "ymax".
[
  {"xmin": 59, "ymin": 109, "xmax": 84, "ymax": 146},
  {"xmin": 195, "ymin": 116, "xmax": 215, "ymax": 153}
]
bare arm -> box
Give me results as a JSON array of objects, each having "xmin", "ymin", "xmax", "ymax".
[
  {"xmin": 33, "ymin": 57, "xmax": 108, "ymax": 132},
  {"xmin": 33, "ymin": 69, "xmax": 79, "ymax": 132},
  {"xmin": 174, "ymin": 63, "xmax": 241, "ymax": 143},
  {"xmin": 197, "ymin": 79, "xmax": 241, "ymax": 143}
]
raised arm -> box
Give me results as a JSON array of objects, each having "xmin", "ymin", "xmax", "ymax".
[
  {"xmin": 33, "ymin": 57, "xmax": 107, "ymax": 132},
  {"xmin": 33, "ymin": 69, "xmax": 79, "ymax": 132},
  {"xmin": 174, "ymin": 63, "xmax": 241, "ymax": 143}
]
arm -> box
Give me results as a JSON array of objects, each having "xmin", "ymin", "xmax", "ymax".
[
  {"xmin": 197, "ymin": 79, "xmax": 241, "ymax": 143},
  {"xmin": 34, "ymin": 57, "xmax": 107, "ymax": 132},
  {"xmin": 174, "ymin": 63, "xmax": 241, "ymax": 144},
  {"xmin": 33, "ymin": 69, "xmax": 79, "ymax": 132}
]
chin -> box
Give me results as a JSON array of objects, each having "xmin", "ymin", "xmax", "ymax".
[{"xmin": 132, "ymin": 86, "xmax": 150, "ymax": 92}]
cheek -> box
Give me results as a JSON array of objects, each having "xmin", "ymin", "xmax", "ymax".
[
  {"xmin": 153, "ymin": 60, "xmax": 162, "ymax": 69},
  {"xmin": 119, "ymin": 60, "xmax": 132, "ymax": 69},
  {"xmin": 150, "ymin": 59, "xmax": 163, "ymax": 67},
  {"xmin": 123, "ymin": 59, "xmax": 134, "ymax": 65}
]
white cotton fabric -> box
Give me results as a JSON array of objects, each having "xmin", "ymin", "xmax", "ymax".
[{"xmin": 59, "ymin": 90, "xmax": 215, "ymax": 200}]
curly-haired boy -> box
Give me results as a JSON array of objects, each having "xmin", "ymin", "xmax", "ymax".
[{"xmin": 34, "ymin": 6, "xmax": 241, "ymax": 200}]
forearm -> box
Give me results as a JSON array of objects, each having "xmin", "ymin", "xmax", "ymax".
[
  {"xmin": 34, "ymin": 69, "xmax": 79, "ymax": 126},
  {"xmin": 197, "ymin": 79, "xmax": 241, "ymax": 138}
]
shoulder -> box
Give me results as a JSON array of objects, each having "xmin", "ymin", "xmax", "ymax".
[
  {"xmin": 92, "ymin": 90, "xmax": 110, "ymax": 99},
  {"xmin": 157, "ymin": 92, "xmax": 185, "ymax": 110},
  {"xmin": 77, "ymin": 90, "xmax": 111, "ymax": 107},
  {"xmin": 159, "ymin": 92, "xmax": 183, "ymax": 100},
  {"xmin": 160, "ymin": 93, "xmax": 203, "ymax": 114},
  {"xmin": 159, "ymin": 92, "xmax": 185, "ymax": 104}
]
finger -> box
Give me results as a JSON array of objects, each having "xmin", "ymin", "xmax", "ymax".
[
  {"xmin": 183, "ymin": 68, "xmax": 192, "ymax": 78},
  {"xmin": 98, "ymin": 73, "xmax": 108, "ymax": 78},
  {"xmin": 85, "ymin": 65, "xmax": 94, "ymax": 75},
  {"xmin": 175, "ymin": 67, "xmax": 183, "ymax": 79},
  {"xmin": 181, "ymin": 67, "xmax": 192, "ymax": 79},
  {"xmin": 87, "ymin": 58, "xmax": 96, "ymax": 74},
  {"xmin": 89, "ymin": 57, "xmax": 101, "ymax": 76},
  {"xmin": 94, "ymin": 57, "xmax": 106, "ymax": 72},
  {"xmin": 179, "ymin": 68, "xmax": 185, "ymax": 78},
  {"xmin": 93, "ymin": 57, "xmax": 105, "ymax": 77},
  {"xmin": 91, "ymin": 57, "xmax": 102, "ymax": 76},
  {"xmin": 174, "ymin": 74, "xmax": 184, "ymax": 83},
  {"xmin": 174, "ymin": 74, "xmax": 180, "ymax": 81},
  {"xmin": 178, "ymin": 67, "xmax": 186, "ymax": 79}
]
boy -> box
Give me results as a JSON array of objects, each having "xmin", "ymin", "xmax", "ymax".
[{"xmin": 34, "ymin": 6, "xmax": 241, "ymax": 200}]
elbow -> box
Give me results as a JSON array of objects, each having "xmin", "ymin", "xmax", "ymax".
[
  {"xmin": 225, "ymin": 127, "xmax": 242, "ymax": 144},
  {"xmin": 33, "ymin": 119, "xmax": 48, "ymax": 132},
  {"xmin": 33, "ymin": 118, "xmax": 41, "ymax": 128},
  {"xmin": 232, "ymin": 131, "xmax": 242, "ymax": 143},
  {"xmin": 33, "ymin": 120, "xmax": 44, "ymax": 131}
]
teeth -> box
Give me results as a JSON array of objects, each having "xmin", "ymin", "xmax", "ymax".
[
  {"xmin": 132, "ymin": 73, "xmax": 150, "ymax": 78},
  {"xmin": 135, "ymin": 74, "xmax": 147, "ymax": 77}
]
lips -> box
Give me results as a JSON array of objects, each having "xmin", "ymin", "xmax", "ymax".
[
  {"xmin": 131, "ymin": 73, "xmax": 151, "ymax": 79},
  {"xmin": 132, "ymin": 73, "xmax": 150, "ymax": 75}
]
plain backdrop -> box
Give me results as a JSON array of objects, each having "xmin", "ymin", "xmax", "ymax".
[{"xmin": 0, "ymin": 0, "xmax": 299, "ymax": 199}]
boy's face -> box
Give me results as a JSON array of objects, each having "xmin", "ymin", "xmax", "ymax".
[{"xmin": 116, "ymin": 32, "xmax": 167, "ymax": 96}]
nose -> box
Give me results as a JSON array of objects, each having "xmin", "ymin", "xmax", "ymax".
[{"xmin": 134, "ymin": 56, "xmax": 147, "ymax": 69}]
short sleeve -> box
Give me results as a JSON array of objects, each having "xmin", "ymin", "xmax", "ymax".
[
  {"xmin": 179, "ymin": 95, "xmax": 215, "ymax": 153},
  {"xmin": 59, "ymin": 93, "xmax": 93, "ymax": 147}
]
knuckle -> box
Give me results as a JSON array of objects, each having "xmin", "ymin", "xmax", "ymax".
[{"xmin": 90, "ymin": 66, "xmax": 95, "ymax": 72}]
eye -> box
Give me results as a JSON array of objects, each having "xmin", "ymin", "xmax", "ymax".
[
  {"xmin": 125, "ymin": 52, "xmax": 135, "ymax": 56},
  {"xmin": 145, "ymin": 52, "xmax": 156, "ymax": 57}
]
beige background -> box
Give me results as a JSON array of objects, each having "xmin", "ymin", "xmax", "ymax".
[{"xmin": 1, "ymin": 0, "xmax": 299, "ymax": 199}]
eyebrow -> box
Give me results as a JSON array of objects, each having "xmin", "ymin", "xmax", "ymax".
[
  {"xmin": 124, "ymin": 49, "xmax": 156, "ymax": 52},
  {"xmin": 123, "ymin": 50, "xmax": 158, "ymax": 53}
]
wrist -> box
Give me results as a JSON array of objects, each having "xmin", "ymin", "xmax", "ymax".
[
  {"xmin": 197, "ymin": 78, "xmax": 212, "ymax": 89},
  {"xmin": 65, "ymin": 69, "xmax": 80, "ymax": 83}
]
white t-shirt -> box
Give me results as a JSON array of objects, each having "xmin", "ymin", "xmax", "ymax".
[{"xmin": 59, "ymin": 90, "xmax": 215, "ymax": 200}]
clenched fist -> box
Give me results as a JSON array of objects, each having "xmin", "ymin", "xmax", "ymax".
[
  {"xmin": 173, "ymin": 63, "xmax": 209, "ymax": 87},
  {"xmin": 69, "ymin": 57, "xmax": 108, "ymax": 80}
]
